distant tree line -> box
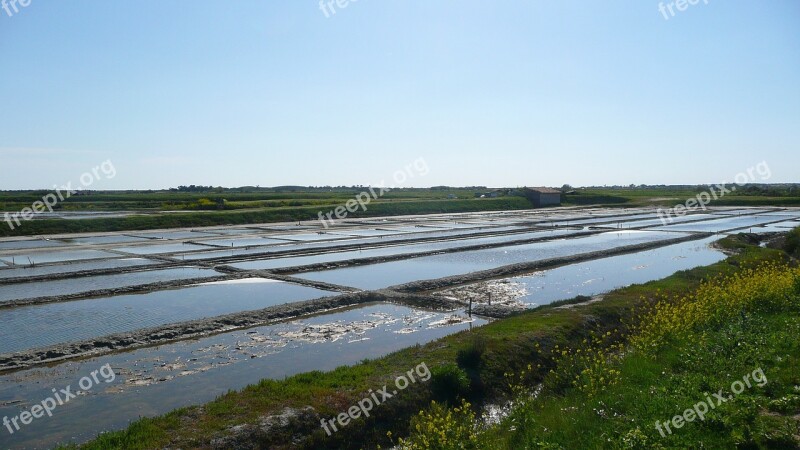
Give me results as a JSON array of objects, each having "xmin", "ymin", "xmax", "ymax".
[{"xmin": 169, "ymin": 185, "xmax": 219, "ymax": 193}]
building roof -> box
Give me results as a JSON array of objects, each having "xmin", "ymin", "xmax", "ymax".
[{"xmin": 526, "ymin": 187, "xmax": 561, "ymax": 194}]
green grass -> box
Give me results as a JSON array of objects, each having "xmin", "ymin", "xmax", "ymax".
[{"xmin": 486, "ymin": 311, "xmax": 800, "ymax": 449}]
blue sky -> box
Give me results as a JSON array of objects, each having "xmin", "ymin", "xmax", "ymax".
[{"xmin": 0, "ymin": 1, "xmax": 798, "ymax": 189}]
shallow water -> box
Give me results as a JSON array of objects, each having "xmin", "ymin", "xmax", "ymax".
[
  {"xmin": 382, "ymin": 225, "xmax": 451, "ymax": 233},
  {"xmin": 200, "ymin": 227, "xmax": 268, "ymax": 235},
  {"xmin": 755, "ymin": 211, "xmax": 800, "ymax": 219},
  {"xmin": 229, "ymin": 229, "xmax": 579, "ymax": 271},
  {"xmin": 546, "ymin": 212, "xmax": 656, "ymax": 226},
  {"xmin": 734, "ymin": 220, "xmax": 799, "ymax": 233},
  {"xmin": 113, "ymin": 242, "xmax": 210, "ymax": 255},
  {"xmin": 56, "ymin": 235, "xmax": 152, "ymax": 245},
  {"xmin": 0, "ymin": 249, "xmax": 118, "ymax": 265},
  {"xmin": 0, "ymin": 258, "xmax": 156, "ymax": 280},
  {"xmin": 268, "ymin": 232, "xmax": 353, "ymax": 242},
  {"xmin": 297, "ymin": 231, "xmax": 688, "ymax": 290},
  {"xmin": 369, "ymin": 225, "xmax": 536, "ymax": 240},
  {"xmin": 258, "ymin": 224, "xmax": 323, "ymax": 231},
  {"xmin": 426, "ymin": 222, "xmax": 495, "ymax": 229},
  {"xmin": 0, "ymin": 303, "xmax": 484, "ymax": 449},
  {"xmin": 652, "ymin": 215, "xmax": 785, "ymax": 233},
  {"xmin": 328, "ymin": 228, "xmax": 413, "ymax": 237},
  {"xmin": 196, "ymin": 237, "xmax": 292, "ymax": 248},
  {"xmin": 507, "ymin": 236, "xmax": 726, "ymax": 306},
  {"xmin": 179, "ymin": 227, "xmax": 576, "ymax": 261},
  {"xmin": 708, "ymin": 208, "xmax": 776, "ymax": 215},
  {"xmin": 0, "ymin": 267, "xmax": 222, "ymax": 302},
  {"xmin": 595, "ymin": 213, "xmax": 718, "ymax": 229},
  {"xmin": 0, "ymin": 279, "xmax": 333, "ymax": 354},
  {"xmin": 128, "ymin": 231, "xmax": 221, "ymax": 240},
  {"xmin": 0, "ymin": 240, "xmax": 66, "ymax": 251}
]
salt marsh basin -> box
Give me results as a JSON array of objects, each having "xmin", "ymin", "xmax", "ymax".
[{"xmin": 0, "ymin": 206, "xmax": 795, "ymax": 449}]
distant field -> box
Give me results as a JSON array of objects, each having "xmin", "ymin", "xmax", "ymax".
[
  {"xmin": 0, "ymin": 188, "xmax": 533, "ymax": 237},
  {"xmin": 1, "ymin": 186, "xmax": 798, "ymax": 237},
  {"xmin": 0, "ymin": 188, "xmax": 478, "ymax": 212},
  {"xmin": 565, "ymin": 186, "xmax": 800, "ymax": 207}
]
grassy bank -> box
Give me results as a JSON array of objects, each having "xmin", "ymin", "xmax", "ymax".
[
  {"xmin": 398, "ymin": 239, "xmax": 800, "ymax": 449},
  {"xmin": 65, "ymin": 231, "xmax": 795, "ymax": 449}
]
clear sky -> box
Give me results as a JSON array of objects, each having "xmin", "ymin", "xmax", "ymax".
[{"xmin": 0, "ymin": 1, "xmax": 798, "ymax": 189}]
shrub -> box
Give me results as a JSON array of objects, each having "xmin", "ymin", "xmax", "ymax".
[
  {"xmin": 630, "ymin": 262, "xmax": 800, "ymax": 354},
  {"xmin": 769, "ymin": 395, "xmax": 800, "ymax": 414},
  {"xmin": 456, "ymin": 336, "xmax": 486, "ymax": 371},
  {"xmin": 394, "ymin": 400, "xmax": 478, "ymax": 450},
  {"xmin": 430, "ymin": 364, "xmax": 470, "ymax": 402},
  {"xmin": 784, "ymin": 227, "xmax": 800, "ymax": 257}
]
